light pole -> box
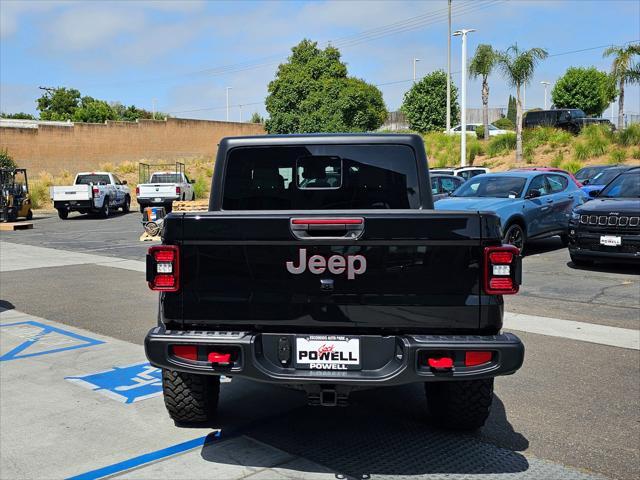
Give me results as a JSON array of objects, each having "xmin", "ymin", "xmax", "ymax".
[
  {"xmin": 226, "ymin": 87, "xmax": 232, "ymax": 121},
  {"xmin": 453, "ymin": 28, "xmax": 475, "ymax": 167},
  {"xmin": 413, "ymin": 57, "xmax": 420, "ymax": 83},
  {"xmin": 446, "ymin": 0, "xmax": 452, "ymax": 133},
  {"xmin": 540, "ymin": 81, "xmax": 550, "ymax": 109},
  {"xmin": 239, "ymin": 104, "xmax": 243, "ymax": 122}
]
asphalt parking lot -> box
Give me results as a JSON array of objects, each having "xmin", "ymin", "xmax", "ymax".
[{"xmin": 1, "ymin": 211, "xmax": 639, "ymax": 480}]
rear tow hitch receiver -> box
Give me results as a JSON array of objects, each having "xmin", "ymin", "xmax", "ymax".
[{"xmin": 307, "ymin": 386, "xmax": 350, "ymax": 407}]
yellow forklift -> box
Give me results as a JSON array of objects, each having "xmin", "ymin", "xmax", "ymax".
[{"xmin": 0, "ymin": 168, "xmax": 33, "ymax": 222}]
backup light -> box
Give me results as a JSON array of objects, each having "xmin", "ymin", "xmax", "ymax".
[
  {"xmin": 484, "ymin": 245, "xmax": 519, "ymax": 295},
  {"xmin": 147, "ymin": 245, "xmax": 180, "ymax": 292}
]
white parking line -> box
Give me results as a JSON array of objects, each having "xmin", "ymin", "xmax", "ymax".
[
  {"xmin": 3, "ymin": 241, "xmax": 638, "ymax": 350},
  {"xmin": 504, "ymin": 312, "xmax": 639, "ymax": 350}
]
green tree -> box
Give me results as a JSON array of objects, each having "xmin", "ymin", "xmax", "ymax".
[
  {"xmin": 497, "ymin": 44, "xmax": 548, "ymax": 162},
  {"xmin": 603, "ymin": 43, "xmax": 640, "ymax": 129},
  {"xmin": 469, "ymin": 44, "xmax": 499, "ymax": 140},
  {"xmin": 265, "ymin": 39, "xmax": 387, "ymax": 133},
  {"xmin": 0, "ymin": 148, "xmax": 17, "ymax": 169},
  {"xmin": 551, "ymin": 67, "xmax": 616, "ymax": 117},
  {"xmin": 36, "ymin": 87, "xmax": 81, "ymax": 120},
  {"xmin": 507, "ymin": 95, "xmax": 516, "ymax": 125},
  {"xmin": 72, "ymin": 96, "xmax": 117, "ymax": 123},
  {"xmin": 401, "ymin": 70, "xmax": 459, "ymax": 133},
  {"xmin": 249, "ymin": 112, "xmax": 264, "ymax": 124},
  {"xmin": 1, "ymin": 112, "xmax": 36, "ymax": 120}
]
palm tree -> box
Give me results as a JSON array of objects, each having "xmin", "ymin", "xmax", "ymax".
[
  {"xmin": 497, "ymin": 44, "xmax": 548, "ymax": 162},
  {"xmin": 469, "ymin": 44, "xmax": 498, "ymax": 140},
  {"xmin": 603, "ymin": 44, "xmax": 640, "ymax": 129}
]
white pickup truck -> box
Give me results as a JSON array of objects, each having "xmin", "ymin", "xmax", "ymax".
[
  {"xmin": 51, "ymin": 172, "xmax": 131, "ymax": 219},
  {"xmin": 135, "ymin": 171, "xmax": 194, "ymax": 213}
]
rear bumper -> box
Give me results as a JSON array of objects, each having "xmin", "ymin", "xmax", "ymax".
[
  {"xmin": 138, "ymin": 197, "xmax": 179, "ymax": 206},
  {"xmin": 145, "ymin": 327, "xmax": 524, "ymax": 386},
  {"xmin": 568, "ymin": 229, "xmax": 640, "ymax": 263},
  {"xmin": 54, "ymin": 200, "xmax": 95, "ymax": 211}
]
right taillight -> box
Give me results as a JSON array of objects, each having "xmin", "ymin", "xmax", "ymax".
[
  {"xmin": 484, "ymin": 245, "xmax": 520, "ymax": 295},
  {"xmin": 136, "ymin": 186, "xmax": 140, "ymax": 195},
  {"xmin": 92, "ymin": 187, "xmax": 99, "ymax": 197},
  {"xmin": 147, "ymin": 245, "xmax": 180, "ymax": 292}
]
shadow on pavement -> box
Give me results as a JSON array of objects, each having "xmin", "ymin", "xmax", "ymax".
[
  {"xmin": 524, "ymin": 236, "xmax": 567, "ymax": 257},
  {"xmin": 201, "ymin": 382, "xmax": 529, "ymax": 478},
  {"xmin": 567, "ymin": 260, "xmax": 640, "ymax": 275}
]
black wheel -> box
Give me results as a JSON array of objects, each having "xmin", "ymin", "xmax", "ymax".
[
  {"xmin": 559, "ymin": 234, "xmax": 570, "ymax": 247},
  {"xmin": 162, "ymin": 369, "xmax": 220, "ymax": 424},
  {"xmin": 26, "ymin": 209, "xmax": 33, "ymax": 220},
  {"xmin": 165, "ymin": 203, "xmax": 173, "ymax": 213},
  {"xmin": 503, "ymin": 223, "xmax": 526, "ymax": 251},
  {"xmin": 570, "ymin": 254, "xmax": 592, "ymax": 267},
  {"xmin": 139, "ymin": 204, "xmax": 145, "ymax": 214},
  {"xmin": 100, "ymin": 197, "xmax": 110, "ymax": 218},
  {"xmin": 191, "ymin": 192, "xmax": 196, "ymax": 201},
  {"xmin": 122, "ymin": 195, "xmax": 130, "ymax": 213},
  {"xmin": 425, "ymin": 378, "xmax": 494, "ymax": 430},
  {"xmin": 57, "ymin": 209, "xmax": 68, "ymax": 220}
]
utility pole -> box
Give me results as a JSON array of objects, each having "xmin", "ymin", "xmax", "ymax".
[
  {"xmin": 226, "ymin": 87, "xmax": 232, "ymax": 122},
  {"xmin": 239, "ymin": 104, "xmax": 243, "ymax": 122},
  {"xmin": 413, "ymin": 57, "xmax": 420, "ymax": 83},
  {"xmin": 446, "ymin": 0, "xmax": 452, "ymax": 133},
  {"xmin": 453, "ymin": 28, "xmax": 475, "ymax": 167},
  {"xmin": 152, "ymin": 98, "xmax": 157, "ymax": 119},
  {"xmin": 540, "ymin": 81, "xmax": 550, "ymax": 109}
]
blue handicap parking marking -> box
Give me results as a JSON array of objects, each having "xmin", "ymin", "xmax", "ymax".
[
  {"xmin": 0, "ymin": 321, "xmax": 104, "ymax": 362},
  {"xmin": 66, "ymin": 362, "xmax": 163, "ymax": 404}
]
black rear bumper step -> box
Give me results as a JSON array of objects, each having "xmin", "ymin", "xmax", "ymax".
[{"xmin": 145, "ymin": 327, "xmax": 524, "ymax": 386}]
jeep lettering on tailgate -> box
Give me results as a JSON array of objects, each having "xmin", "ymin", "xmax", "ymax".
[{"xmin": 286, "ymin": 248, "xmax": 367, "ymax": 279}]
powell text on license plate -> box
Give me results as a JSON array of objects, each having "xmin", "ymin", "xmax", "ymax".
[
  {"xmin": 295, "ymin": 335, "xmax": 360, "ymax": 370},
  {"xmin": 600, "ymin": 235, "xmax": 622, "ymax": 246}
]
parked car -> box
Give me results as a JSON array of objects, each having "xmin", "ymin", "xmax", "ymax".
[
  {"xmin": 445, "ymin": 123, "xmax": 510, "ymax": 137},
  {"xmin": 434, "ymin": 171, "xmax": 584, "ymax": 250},
  {"xmin": 523, "ymin": 109, "xmax": 614, "ymax": 134},
  {"xmin": 136, "ymin": 171, "xmax": 195, "ymax": 213},
  {"xmin": 51, "ymin": 172, "xmax": 130, "ymax": 219},
  {"xmin": 581, "ymin": 166, "xmax": 633, "ymax": 197},
  {"xmin": 430, "ymin": 166, "xmax": 490, "ymax": 180},
  {"xmin": 575, "ymin": 165, "xmax": 616, "ymax": 185},
  {"xmin": 430, "ymin": 174, "xmax": 465, "ymax": 201},
  {"xmin": 568, "ymin": 167, "xmax": 639, "ymax": 265},
  {"xmin": 144, "ymin": 133, "xmax": 525, "ymax": 431},
  {"xmin": 511, "ymin": 167, "xmax": 583, "ymax": 188}
]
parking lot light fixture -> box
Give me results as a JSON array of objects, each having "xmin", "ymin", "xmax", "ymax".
[
  {"xmin": 541, "ymin": 81, "xmax": 551, "ymax": 109},
  {"xmin": 413, "ymin": 57, "xmax": 420, "ymax": 83},
  {"xmin": 453, "ymin": 28, "xmax": 476, "ymax": 167}
]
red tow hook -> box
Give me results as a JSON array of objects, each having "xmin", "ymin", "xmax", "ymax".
[
  {"xmin": 208, "ymin": 352, "xmax": 231, "ymax": 366},
  {"xmin": 428, "ymin": 357, "xmax": 454, "ymax": 371}
]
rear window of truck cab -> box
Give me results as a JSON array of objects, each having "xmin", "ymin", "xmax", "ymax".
[
  {"xmin": 76, "ymin": 174, "xmax": 110, "ymax": 185},
  {"xmin": 222, "ymin": 145, "xmax": 420, "ymax": 210}
]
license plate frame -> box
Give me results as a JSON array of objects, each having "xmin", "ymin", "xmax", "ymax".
[
  {"xmin": 153, "ymin": 197, "xmax": 162, "ymax": 203},
  {"xmin": 294, "ymin": 335, "xmax": 361, "ymax": 371},
  {"xmin": 600, "ymin": 235, "xmax": 622, "ymax": 247}
]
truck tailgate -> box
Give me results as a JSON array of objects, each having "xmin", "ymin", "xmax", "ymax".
[
  {"xmin": 51, "ymin": 185, "xmax": 91, "ymax": 201},
  {"xmin": 161, "ymin": 211, "xmax": 497, "ymax": 333},
  {"xmin": 138, "ymin": 184, "xmax": 177, "ymax": 197}
]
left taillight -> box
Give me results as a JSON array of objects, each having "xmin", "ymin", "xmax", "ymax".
[
  {"xmin": 484, "ymin": 245, "xmax": 520, "ymax": 295},
  {"xmin": 147, "ymin": 245, "xmax": 180, "ymax": 292}
]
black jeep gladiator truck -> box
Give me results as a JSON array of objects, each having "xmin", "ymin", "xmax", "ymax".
[{"xmin": 145, "ymin": 134, "xmax": 524, "ymax": 430}]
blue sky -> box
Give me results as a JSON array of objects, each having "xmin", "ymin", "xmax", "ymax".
[{"xmin": 1, "ymin": 0, "xmax": 639, "ymax": 122}]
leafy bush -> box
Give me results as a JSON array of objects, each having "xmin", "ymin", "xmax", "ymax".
[
  {"xmin": 0, "ymin": 148, "xmax": 16, "ymax": 169},
  {"xmin": 573, "ymin": 142, "xmax": 589, "ymax": 160},
  {"xmin": 29, "ymin": 180, "xmax": 49, "ymax": 209},
  {"xmin": 487, "ymin": 133, "xmax": 517, "ymax": 157},
  {"xmin": 551, "ymin": 67, "xmax": 615, "ymax": 117},
  {"xmin": 467, "ymin": 137, "xmax": 485, "ymax": 164},
  {"xmin": 37, "ymin": 171, "xmax": 54, "ymax": 187},
  {"xmin": 548, "ymin": 129, "xmax": 572, "ymax": 148},
  {"xmin": 193, "ymin": 177, "xmax": 209, "ymax": 199},
  {"xmin": 579, "ymin": 124, "xmax": 612, "ymax": 157},
  {"xmin": 560, "ymin": 159, "xmax": 583, "ymax": 174},
  {"xmin": 550, "ymin": 151, "xmax": 564, "ymax": 168},
  {"xmin": 608, "ymin": 149, "xmax": 627, "ymax": 164},
  {"xmin": 493, "ymin": 117, "xmax": 514, "ymax": 130},
  {"xmin": 632, "ymin": 148, "xmax": 640, "ymax": 160},
  {"xmin": 615, "ymin": 124, "xmax": 640, "ymax": 146},
  {"xmin": 99, "ymin": 162, "xmax": 115, "ymax": 172},
  {"xmin": 523, "ymin": 144, "xmax": 535, "ymax": 164},
  {"xmin": 116, "ymin": 161, "xmax": 137, "ymax": 174},
  {"xmin": 475, "ymin": 125, "xmax": 485, "ymax": 139}
]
